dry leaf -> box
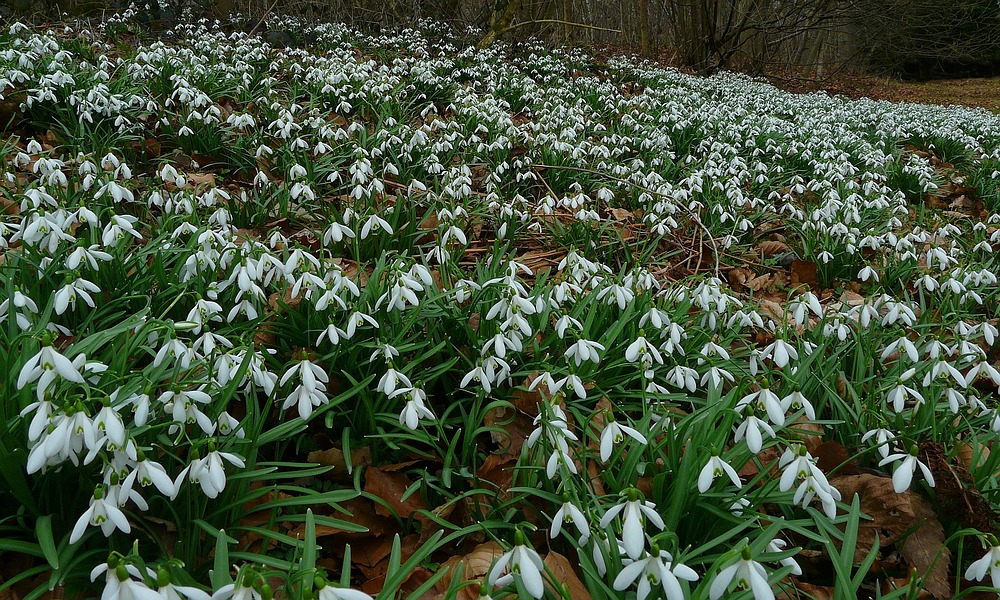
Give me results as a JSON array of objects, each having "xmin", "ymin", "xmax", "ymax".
[
  {"xmin": 788, "ymin": 416, "xmax": 824, "ymax": 454},
  {"xmin": 758, "ymin": 240, "xmax": 790, "ymax": 257},
  {"xmin": 543, "ymin": 552, "xmax": 591, "ymax": 600},
  {"xmin": 144, "ymin": 138, "xmax": 161, "ymax": 158},
  {"xmin": 791, "ymin": 580, "xmax": 835, "ymax": 599},
  {"xmin": 790, "ymin": 259, "xmax": 819, "ymax": 288},
  {"xmin": 813, "ymin": 441, "xmax": 858, "ymax": 476},
  {"xmin": 187, "ymin": 172, "xmax": 216, "ymax": 187},
  {"xmin": 830, "ymin": 473, "xmax": 950, "ymax": 598},
  {"xmin": 364, "ymin": 467, "xmax": 427, "ymax": 519},
  {"xmin": 749, "ymin": 273, "xmax": 778, "ymax": 293},
  {"xmin": 435, "ymin": 541, "xmax": 505, "ymax": 600},
  {"xmin": 307, "ymin": 446, "xmax": 372, "ymax": 480},
  {"xmin": 609, "ymin": 208, "xmax": 633, "ymax": 221},
  {"xmin": 728, "ymin": 266, "xmax": 754, "ymax": 288}
]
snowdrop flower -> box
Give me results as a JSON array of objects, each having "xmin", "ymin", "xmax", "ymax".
[
  {"xmin": 737, "ymin": 386, "xmax": 787, "ymax": 426},
  {"xmin": 861, "ymin": 429, "xmax": 896, "ymax": 458},
  {"xmin": 782, "ymin": 389, "xmax": 815, "ymax": 420},
  {"xmin": 17, "ymin": 339, "xmax": 84, "ymax": 392},
  {"xmin": 858, "ymin": 265, "xmax": 879, "ymax": 282},
  {"xmin": 54, "ymin": 275, "xmax": 101, "ymax": 314},
  {"xmin": 66, "ymin": 243, "xmax": 113, "ymax": 270},
  {"xmin": 279, "ymin": 359, "xmax": 330, "ymax": 420},
  {"xmin": 528, "ymin": 371, "xmax": 562, "ymax": 397},
  {"xmin": 759, "ymin": 338, "xmax": 798, "ymax": 369},
  {"xmin": 70, "ymin": 486, "xmax": 131, "ymax": 543},
  {"xmin": 122, "ymin": 454, "xmax": 178, "ymax": 499},
  {"xmin": 487, "ymin": 529, "xmax": 545, "ymax": 599},
  {"xmin": 767, "ymin": 538, "xmax": 802, "ymax": 576},
  {"xmin": 613, "ymin": 545, "xmax": 699, "ymax": 600},
  {"xmin": 710, "ymin": 546, "xmax": 774, "ymax": 600},
  {"xmin": 0, "ymin": 287, "xmax": 38, "ymax": 330},
  {"xmin": 375, "ymin": 366, "xmax": 412, "ymax": 396},
  {"xmin": 625, "ymin": 334, "xmax": 663, "ymax": 365},
  {"xmin": 734, "ymin": 406, "xmax": 777, "ymax": 454},
  {"xmin": 217, "ymin": 411, "xmax": 244, "ymax": 438},
  {"xmin": 886, "ymin": 368, "xmax": 924, "ymax": 412},
  {"xmin": 599, "ymin": 487, "xmax": 665, "ymax": 560},
  {"xmin": 461, "ymin": 362, "xmax": 492, "ymax": 393},
  {"xmin": 187, "ymin": 447, "xmax": 245, "ymax": 499},
  {"xmin": 314, "ymin": 578, "xmax": 372, "ymax": 600},
  {"xmin": 778, "ymin": 445, "xmax": 840, "ymax": 518},
  {"xmin": 359, "ymin": 213, "xmax": 393, "ymax": 238},
  {"xmin": 698, "ymin": 453, "xmax": 742, "ymax": 493},
  {"xmin": 556, "ymin": 373, "xmax": 588, "ymax": 399},
  {"xmin": 93, "ymin": 401, "xmax": 127, "ymax": 451},
  {"xmin": 102, "ymin": 214, "xmax": 142, "ymax": 246},
  {"xmin": 881, "ymin": 336, "xmax": 920, "ymax": 363},
  {"xmin": 554, "ymin": 314, "xmax": 582, "ymax": 339},
  {"xmin": 879, "ymin": 445, "xmax": 934, "ymax": 493},
  {"xmin": 391, "ymin": 387, "xmax": 435, "ymax": 430},
  {"xmin": 153, "ymin": 566, "xmax": 211, "ymax": 600},
  {"xmin": 965, "ymin": 538, "xmax": 1000, "ymax": 589},
  {"xmin": 211, "ymin": 579, "xmax": 267, "ymax": 600},
  {"xmin": 550, "ymin": 497, "xmax": 589, "ymax": 541},
  {"xmin": 599, "ymin": 414, "xmax": 648, "ymax": 462},
  {"xmin": 564, "ymin": 339, "xmax": 604, "ymax": 366}
]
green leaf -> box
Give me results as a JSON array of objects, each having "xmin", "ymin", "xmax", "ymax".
[
  {"xmin": 302, "ymin": 509, "xmax": 318, "ymax": 573},
  {"xmin": 209, "ymin": 527, "xmax": 234, "ymax": 590},
  {"xmin": 35, "ymin": 515, "xmax": 59, "ymax": 570}
]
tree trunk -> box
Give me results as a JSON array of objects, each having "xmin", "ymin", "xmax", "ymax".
[
  {"xmin": 639, "ymin": 0, "xmax": 649, "ymax": 56},
  {"xmin": 563, "ymin": 0, "xmax": 573, "ymax": 44},
  {"xmin": 478, "ymin": 0, "xmax": 526, "ymax": 48}
]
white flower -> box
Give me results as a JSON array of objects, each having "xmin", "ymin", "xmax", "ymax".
[
  {"xmin": 767, "ymin": 539, "xmax": 802, "ymax": 576},
  {"xmin": 316, "ymin": 581, "xmax": 372, "ymax": 600},
  {"xmin": 734, "ymin": 412, "xmax": 776, "ymax": 454},
  {"xmin": 564, "ymin": 339, "xmax": 605, "ymax": 366},
  {"xmin": 54, "ymin": 276, "xmax": 100, "ymax": 314},
  {"xmin": 187, "ymin": 449, "xmax": 245, "ymax": 499},
  {"xmin": 70, "ymin": 486, "xmax": 132, "ymax": 543},
  {"xmin": 965, "ymin": 542, "xmax": 1000, "ymax": 588},
  {"xmin": 710, "ymin": 547, "xmax": 774, "ymax": 600},
  {"xmin": 17, "ymin": 342, "xmax": 84, "ymax": 392},
  {"xmin": 391, "ymin": 387, "xmax": 435, "ymax": 430},
  {"xmin": 698, "ymin": 454, "xmax": 742, "ymax": 493},
  {"xmin": 157, "ymin": 581, "xmax": 212, "ymax": 600},
  {"xmin": 613, "ymin": 547, "xmax": 698, "ymax": 600},
  {"xmin": 550, "ymin": 499, "xmax": 589, "ymax": 541},
  {"xmin": 359, "ymin": 214, "xmax": 393, "ymax": 238},
  {"xmin": 778, "ymin": 445, "xmax": 840, "ymax": 518},
  {"xmin": 759, "ymin": 338, "xmax": 798, "ymax": 369},
  {"xmin": 625, "ymin": 335, "xmax": 663, "ymax": 365},
  {"xmin": 599, "ymin": 417, "xmax": 647, "ymax": 462},
  {"xmin": 599, "ymin": 488, "xmax": 665, "ymax": 560},
  {"xmin": 878, "ymin": 447, "xmax": 934, "ymax": 493},
  {"xmin": 280, "ymin": 359, "xmax": 330, "ymax": 420},
  {"xmin": 487, "ymin": 531, "xmax": 545, "ymax": 599},
  {"xmin": 737, "ymin": 387, "xmax": 787, "ymax": 426},
  {"xmin": 122, "ymin": 456, "xmax": 178, "ymax": 499}
]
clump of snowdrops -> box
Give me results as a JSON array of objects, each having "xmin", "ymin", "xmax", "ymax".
[{"xmin": 0, "ymin": 10, "xmax": 999, "ymax": 600}]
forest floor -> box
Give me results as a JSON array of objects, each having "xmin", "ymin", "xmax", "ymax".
[{"xmin": 769, "ymin": 71, "xmax": 1000, "ymax": 113}]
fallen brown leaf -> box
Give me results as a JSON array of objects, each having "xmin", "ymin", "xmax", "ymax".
[
  {"xmin": 830, "ymin": 473, "xmax": 950, "ymax": 598},
  {"xmin": 187, "ymin": 172, "xmax": 216, "ymax": 187},
  {"xmin": 307, "ymin": 446, "xmax": 372, "ymax": 481},
  {"xmin": 758, "ymin": 240, "xmax": 791, "ymax": 257},
  {"xmin": 364, "ymin": 467, "xmax": 428, "ymax": 519},
  {"xmin": 543, "ymin": 551, "xmax": 591, "ymax": 600},
  {"xmin": 790, "ymin": 259, "xmax": 819, "ymax": 288},
  {"xmin": 435, "ymin": 541, "xmax": 505, "ymax": 600}
]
